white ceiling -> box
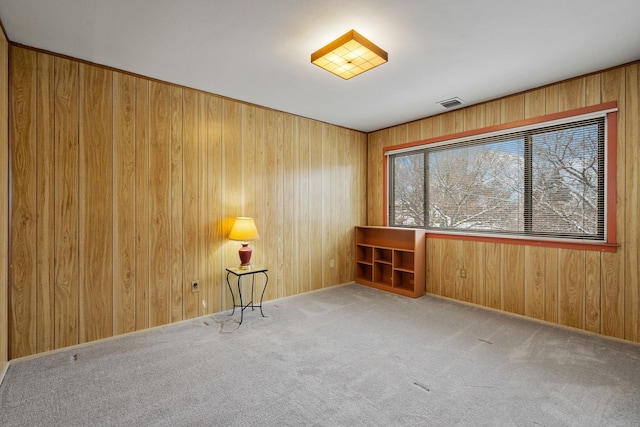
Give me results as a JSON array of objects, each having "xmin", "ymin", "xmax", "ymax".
[{"xmin": 1, "ymin": 0, "xmax": 639, "ymax": 132}]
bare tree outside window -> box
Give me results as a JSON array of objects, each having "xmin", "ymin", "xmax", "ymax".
[
  {"xmin": 388, "ymin": 117, "xmax": 605, "ymax": 241},
  {"xmin": 428, "ymin": 140, "xmax": 524, "ymax": 232},
  {"xmin": 531, "ymin": 124, "xmax": 601, "ymax": 237},
  {"xmin": 391, "ymin": 152, "xmax": 425, "ymax": 227}
]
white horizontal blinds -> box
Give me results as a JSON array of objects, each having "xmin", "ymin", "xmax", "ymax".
[
  {"xmin": 388, "ymin": 116, "xmax": 606, "ymax": 241},
  {"xmin": 529, "ymin": 117, "xmax": 605, "ymax": 239},
  {"xmin": 390, "ymin": 151, "xmax": 426, "ymax": 227},
  {"xmin": 427, "ymin": 133, "xmax": 525, "ymax": 233}
]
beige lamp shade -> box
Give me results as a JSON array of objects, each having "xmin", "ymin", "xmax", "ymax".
[{"xmin": 228, "ymin": 217, "xmax": 260, "ymax": 242}]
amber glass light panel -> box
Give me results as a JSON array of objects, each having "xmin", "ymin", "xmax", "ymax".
[{"xmin": 311, "ymin": 30, "xmax": 388, "ymax": 80}]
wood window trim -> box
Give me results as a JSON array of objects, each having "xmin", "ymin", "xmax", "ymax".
[{"xmin": 382, "ymin": 102, "xmax": 618, "ymax": 253}]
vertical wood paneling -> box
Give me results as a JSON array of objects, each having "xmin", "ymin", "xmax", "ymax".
[
  {"xmin": 9, "ymin": 46, "xmax": 37, "ymax": 358},
  {"xmin": 420, "ymin": 116, "xmax": 434, "ymax": 140},
  {"xmin": 558, "ymin": 249, "xmax": 585, "ymax": 329},
  {"xmin": 54, "ymin": 56, "xmax": 80, "ymax": 350},
  {"xmin": 170, "ymin": 86, "xmax": 183, "ymax": 323},
  {"xmin": 181, "ymin": 89, "xmax": 199, "ymax": 319},
  {"xmin": 462, "ymin": 105, "xmax": 479, "ymax": 132},
  {"xmin": 79, "ymin": 64, "xmax": 113, "ymax": 343},
  {"xmin": 252, "ymin": 108, "xmax": 266, "ymax": 293},
  {"xmin": 484, "ymin": 243, "xmax": 501, "ymax": 309},
  {"xmin": 585, "ymin": 251, "xmax": 601, "ymax": 334},
  {"xmin": 204, "ymin": 94, "xmax": 222, "ymax": 314},
  {"xmin": 0, "ymin": 28, "xmax": 9, "ymax": 371},
  {"xmin": 440, "ymin": 110, "xmax": 463, "ymax": 136},
  {"xmin": 222, "ymin": 101, "xmax": 241, "ymax": 222},
  {"xmin": 366, "ymin": 128, "xmax": 387, "ymax": 226},
  {"xmin": 524, "ymin": 88, "xmax": 545, "ymax": 119},
  {"xmin": 625, "ymin": 63, "xmax": 640, "ymax": 341},
  {"xmin": 337, "ymin": 129, "xmax": 350, "ymax": 284},
  {"xmin": 524, "ymin": 246, "xmax": 545, "ymax": 320},
  {"xmin": 601, "ymin": 67, "xmax": 626, "ymax": 338},
  {"xmin": 134, "ymin": 78, "xmax": 150, "ymax": 330},
  {"xmin": 337, "ymin": 128, "xmax": 350, "ymax": 284},
  {"xmin": 544, "ymin": 248, "xmax": 559, "ymax": 323},
  {"xmin": 407, "ymin": 121, "xmax": 421, "ymax": 143},
  {"xmin": 283, "ymin": 114, "xmax": 297, "ymax": 296},
  {"xmin": 222, "ymin": 99, "xmax": 242, "ymax": 307},
  {"xmin": 261, "ymin": 110, "xmax": 277, "ymax": 300},
  {"xmin": 545, "ymin": 85, "xmax": 560, "ymax": 114},
  {"xmin": 273, "ymin": 114, "xmax": 285, "ymax": 295},
  {"xmin": 148, "ymin": 81, "xmax": 171, "ymax": 327},
  {"xmin": 441, "ymin": 239, "xmax": 460, "ymax": 299},
  {"xmin": 558, "ymin": 77, "xmax": 586, "ymax": 110},
  {"xmin": 585, "ymin": 74, "xmax": 601, "ymax": 106},
  {"xmin": 242, "ymin": 105, "xmax": 257, "ymax": 254},
  {"xmin": 425, "ymin": 238, "xmax": 436, "ymax": 294},
  {"xmin": 35, "ymin": 52, "xmax": 55, "ymax": 352},
  {"xmin": 322, "ymin": 124, "xmax": 336, "ymax": 289},
  {"xmin": 297, "ymin": 117, "xmax": 310, "ymax": 294},
  {"xmin": 485, "ymin": 100, "xmax": 501, "ymax": 127},
  {"xmin": 198, "ymin": 94, "xmax": 209, "ymax": 313},
  {"xmin": 501, "ymin": 245, "xmax": 525, "ymax": 315},
  {"xmin": 113, "ymin": 72, "xmax": 136, "ymax": 335},
  {"xmin": 501, "ymin": 94, "xmax": 525, "ymax": 123},
  {"xmin": 308, "ymin": 120, "xmax": 323, "ymax": 292},
  {"xmin": 427, "ymin": 239, "xmax": 442, "ymax": 295},
  {"xmin": 468, "ymin": 241, "xmax": 486, "ymax": 306}
]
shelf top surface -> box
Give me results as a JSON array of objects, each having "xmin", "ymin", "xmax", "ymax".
[{"xmin": 226, "ymin": 266, "xmax": 268, "ymax": 276}]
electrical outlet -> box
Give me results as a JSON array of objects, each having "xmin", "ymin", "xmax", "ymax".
[
  {"xmin": 460, "ymin": 268, "xmax": 467, "ymax": 279},
  {"xmin": 191, "ymin": 281, "xmax": 199, "ymax": 293},
  {"xmin": 330, "ymin": 259, "xmax": 335, "ymax": 268}
]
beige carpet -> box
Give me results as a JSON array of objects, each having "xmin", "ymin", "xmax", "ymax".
[{"xmin": 1, "ymin": 283, "xmax": 639, "ymax": 426}]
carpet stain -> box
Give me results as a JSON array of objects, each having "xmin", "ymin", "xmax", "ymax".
[
  {"xmin": 413, "ymin": 382, "xmax": 431, "ymax": 392},
  {"xmin": 72, "ymin": 354, "xmax": 78, "ymax": 362},
  {"xmin": 478, "ymin": 339, "xmax": 493, "ymax": 345},
  {"xmin": 203, "ymin": 321, "xmax": 210, "ymax": 326}
]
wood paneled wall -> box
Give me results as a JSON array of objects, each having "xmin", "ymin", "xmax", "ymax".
[
  {"xmin": 8, "ymin": 46, "xmax": 367, "ymax": 359},
  {"xmin": 368, "ymin": 62, "xmax": 640, "ymax": 343},
  {"xmin": 0, "ymin": 28, "xmax": 8, "ymax": 374}
]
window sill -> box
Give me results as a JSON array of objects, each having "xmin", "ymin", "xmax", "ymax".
[{"xmin": 426, "ymin": 231, "xmax": 618, "ymax": 253}]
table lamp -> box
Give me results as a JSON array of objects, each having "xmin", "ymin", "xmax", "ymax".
[{"xmin": 228, "ymin": 217, "xmax": 260, "ymax": 269}]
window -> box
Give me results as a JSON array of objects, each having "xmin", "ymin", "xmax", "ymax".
[{"xmin": 387, "ymin": 105, "xmax": 617, "ymax": 247}]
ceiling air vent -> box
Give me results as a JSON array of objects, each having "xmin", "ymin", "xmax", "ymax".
[{"xmin": 437, "ymin": 97, "xmax": 464, "ymax": 109}]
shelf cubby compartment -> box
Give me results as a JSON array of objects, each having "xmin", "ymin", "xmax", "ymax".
[
  {"xmin": 356, "ymin": 227, "xmax": 415, "ymax": 250},
  {"xmin": 393, "ymin": 270, "xmax": 415, "ymax": 291},
  {"xmin": 393, "ymin": 250, "xmax": 415, "ymax": 271},
  {"xmin": 356, "ymin": 245, "xmax": 373, "ymax": 264},
  {"xmin": 374, "ymin": 247, "xmax": 393, "ymax": 264},
  {"xmin": 373, "ymin": 262, "xmax": 393, "ymax": 287},
  {"xmin": 356, "ymin": 263, "xmax": 373, "ymax": 282}
]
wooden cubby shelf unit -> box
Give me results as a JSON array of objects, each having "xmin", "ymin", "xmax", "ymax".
[{"xmin": 355, "ymin": 226, "xmax": 426, "ymax": 298}]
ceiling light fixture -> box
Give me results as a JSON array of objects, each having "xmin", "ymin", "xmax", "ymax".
[{"xmin": 311, "ymin": 30, "xmax": 388, "ymax": 80}]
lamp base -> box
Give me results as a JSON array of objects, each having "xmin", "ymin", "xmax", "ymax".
[{"xmin": 238, "ymin": 243, "xmax": 253, "ymax": 270}]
